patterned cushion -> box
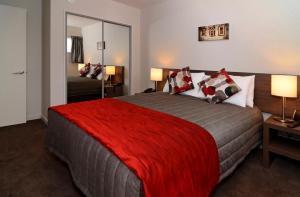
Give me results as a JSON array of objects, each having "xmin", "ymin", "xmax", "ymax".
[
  {"xmin": 91, "ymin": 64, "xmax": 103, "ymax": 79},
  {"xmin": 79, "ymin": 63, "xmax": 90, "ymax": 77},
  {"xmin": 198, "ymin": 68, "xmax": 241, "ymax": 104},
  {"xmin": 167, "ymin": 67, "xmax": 194, "ymax": 94}
]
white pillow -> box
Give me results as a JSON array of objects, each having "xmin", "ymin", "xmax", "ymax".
[
  {"xmin": 223, "ymin": 75, "xmax": 253, "ymax": 107},
  {"xmin": 180, "ymin": 73, "xmax": 206, "ymax": 98},
  {"xmin": 246, "ymin": 75, "xmax": 255, "ymax": 107},
  {"xmin": 163, "ymin": 79, "xmax": 170, "ymax": 92}
]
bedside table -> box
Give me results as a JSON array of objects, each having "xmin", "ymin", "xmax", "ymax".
[
  {"xmin": 104, "ymin": 84, "xmax": 123, "ymax": 98},
  {"xmin": 263, "ymin": 116, "xmax": 300, "ymax": 167}
]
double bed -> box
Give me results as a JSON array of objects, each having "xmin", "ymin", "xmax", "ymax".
[{"xmin": 47, "ymin": 91, "xmax": 263, "ymax": 197}]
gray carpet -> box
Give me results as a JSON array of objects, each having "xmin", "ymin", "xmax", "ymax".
[{"xmin": 0, "ymin": 120, "xmax": 299, "ymax": 197}]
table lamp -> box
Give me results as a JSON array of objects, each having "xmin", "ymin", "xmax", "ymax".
[
  {"xmin": 271, "ymin": 75, "xmax": 298, "ymax": 123},
  {"xmin": 106, "ymin": 65, "xmax": 116, "ymax": 86},
  {"xmin": 150, "ymin": 68, "xmax": 163, "ymax": 91}
]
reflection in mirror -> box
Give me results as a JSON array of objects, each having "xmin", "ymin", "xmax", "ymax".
[
  {"xmin": 66, "ymin": 13, "xmax": 131, "ymax": 103},
  {"xmin": 66, "ymin": 14, "xmax": 103, "ymax": 103},
  {"xmin": 103, "ymin": 22, "xmax": 130, "ymax": 97}
]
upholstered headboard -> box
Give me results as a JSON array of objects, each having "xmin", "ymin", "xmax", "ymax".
[{"xmin": 157, "ymin": 68, "xmax": 300, "ymax": 116}]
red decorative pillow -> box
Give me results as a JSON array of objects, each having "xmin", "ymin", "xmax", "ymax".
[
  {"xmin": 79, "ymin": 63, "xmax": 90, "ymax": 77},
  {"xmin": 91, "ymin": 64, "xmax": 103, "ymax": 79},
  {"xmin": 167, "ymin": 67, "xmax": 194, "ymax": 94},
  {"xmin": 198, "ymin": 68, "xmax": 241, "ymax": 103}
]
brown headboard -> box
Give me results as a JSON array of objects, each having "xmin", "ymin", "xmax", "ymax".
[
  {"xmin": 157, "ymin": 69, "xmax": 300, "ymax": 116},
  {"xmin": 110, "ymin": 66, "xmax": 124, "ymax": 85}
]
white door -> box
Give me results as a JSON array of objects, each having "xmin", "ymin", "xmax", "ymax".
[{"xmin": 0, "ymin": 5, "xmax": 27, "ymax": 127}]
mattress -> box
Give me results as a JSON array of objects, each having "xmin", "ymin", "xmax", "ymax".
[{"xmin": 46, "ymin": 92, "xmax": 263, "ymax": 197}]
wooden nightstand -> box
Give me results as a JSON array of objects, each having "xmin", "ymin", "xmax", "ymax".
[
  {"xmin": 105, "ymin": 84, "xmax": 124, "ymax": 98},
  {"xmin": 263, "ymin": 116, "xmax": 300, "ymax": 167}
]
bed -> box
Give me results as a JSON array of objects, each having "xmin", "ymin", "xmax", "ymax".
[
  {"xmin": 67, "ymin": 66, "xmax": 125, "ymax": 103},
  {"xmin": 46, "ymin": 91, "xmax": 263, "ymax": 197}
]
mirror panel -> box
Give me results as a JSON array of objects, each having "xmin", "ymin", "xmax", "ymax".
[
  {"xmin": 66, "ymin": 14, "xmax": 103, "ymax": 103},
  {"xmin": 65, "ymin": 13, "xmax": 131, "ymax": 103},
  {"xmin": 103, "ymin": 22, "xmax": 130, "ymax": 97}
]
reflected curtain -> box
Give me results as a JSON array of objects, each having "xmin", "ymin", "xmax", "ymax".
[{"xmin": 71, "ymin": 36, "xmax": 84, "ymax": 63}]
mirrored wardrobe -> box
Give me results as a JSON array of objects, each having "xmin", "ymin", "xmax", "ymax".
[{"xmin": 66, "ymin": 13, "xmax": 131, "ymax": 103}]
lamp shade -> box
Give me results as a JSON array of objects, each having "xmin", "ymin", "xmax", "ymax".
[
  {"xmin": 78, "ymin": 64, "xmax": 85, "ymax": 71},
  {"xmin": 150, "ymin": 68, "xmax": 163, "ymax": 81},
  {"xmin": 271, "ymin": 75, "xmax": 297, "ymax": 98},
  {"xmin": 106, "ymin": 66, "xmax": 116, "ymax": 75}
]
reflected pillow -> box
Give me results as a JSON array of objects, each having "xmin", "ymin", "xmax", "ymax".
[
  {"xmin": 79, "ymin": 63, "xmax": 90, "ymax": 77},
  {"xmin": 91, "ymin": 64, "xmax": 103, "ymax": 79},
  {"xmin": 86, "ymin": 64, "xmax": 95, "ymax": 78}
]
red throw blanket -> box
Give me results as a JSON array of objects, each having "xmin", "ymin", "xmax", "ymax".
[{"xmin": 50, "ymin": 98, "xmax": 219, "ymax": 197}]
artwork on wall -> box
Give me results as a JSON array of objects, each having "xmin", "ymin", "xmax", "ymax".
[{"xmin": 198, "ymin": 23, "xmax": 229, "ymax": 41}]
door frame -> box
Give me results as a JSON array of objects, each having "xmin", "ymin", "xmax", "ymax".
[{"xmin": 64, "ymin": 12, "xmax": 132, "ymax": 103}]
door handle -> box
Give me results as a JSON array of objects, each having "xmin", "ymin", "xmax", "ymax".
[{"xmin": 12, "ymin": 71, "xmax": 25, "ymax": 75}]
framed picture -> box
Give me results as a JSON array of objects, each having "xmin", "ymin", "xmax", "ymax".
[{"xmin": 198, "ymin": 23, "xmax": 229, "ymax": 41}]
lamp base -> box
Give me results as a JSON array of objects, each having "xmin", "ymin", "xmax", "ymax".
[{"xmin": 273, "ymin": 116, "xmax": 294, "ymax": 123}]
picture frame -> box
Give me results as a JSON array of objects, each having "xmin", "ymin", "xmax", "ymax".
[{"xmin": 198, "ymin": 23, "xmax": 229, "ymax": 41}]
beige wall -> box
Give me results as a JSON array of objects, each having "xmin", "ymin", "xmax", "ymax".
[
  {"xmin": 0, "ymin": 0, "xmax": 42, "ymax": 120},
  {"xmin": 141, "ymin": 0, "xmax": 300, "ymax": 89},
  {"xmin": 47, "ymin": 0, "xmax": 141, "ymax": 113}
]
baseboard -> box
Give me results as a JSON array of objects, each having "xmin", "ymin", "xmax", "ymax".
[
  {"xmin": 27, "ymin": 114, "xmax": 42, "ymax": 121},
  {"xmin": 41, "ymin": 114, "xmax": 48, "ymax": 125}
]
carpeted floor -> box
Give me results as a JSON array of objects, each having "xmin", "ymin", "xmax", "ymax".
[{"xmin": 0, "ymin": 120, "xmax": 299, "ymax": 197}]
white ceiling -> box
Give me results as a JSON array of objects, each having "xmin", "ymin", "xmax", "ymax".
[
  {"xmin": 67, "ymin": 14, "xmax": 100, "ymax": 28},
  {"xmin": 112, "ymin": 0, "xmax": 166, "ymax": 9}
]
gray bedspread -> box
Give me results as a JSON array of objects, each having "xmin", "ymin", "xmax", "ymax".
[{"xmin": 46, "ymin": 92, "xmax": 263, "ymax": 197}]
